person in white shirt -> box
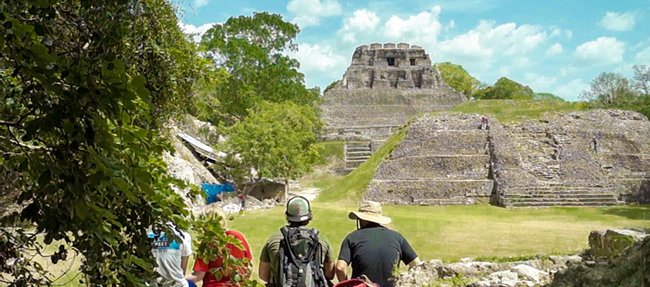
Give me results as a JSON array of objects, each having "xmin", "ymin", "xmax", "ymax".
[{"xmin": 149, "ymin": 224, "xmax": 193, "ymax": 287}]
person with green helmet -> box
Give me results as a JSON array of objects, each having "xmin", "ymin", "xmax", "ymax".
[{"xmin": 258, "ymin": 196, "xmax": 335, "ymax": 287}]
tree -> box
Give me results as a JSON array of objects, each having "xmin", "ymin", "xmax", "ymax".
[
  {"xmin": 475, "ymin": 77, "xmax": 534, "ymax": 100},
  {"xmin": 212, "ymin": 101, "xmax": 321, "ymax": 199},
  {"xmin": 0, "ymin": 0, "xmax": 205, "ymax": 285},
  {"xmin": 581, "ymin": 72, "xmax": 634, "ymax": 106},
  {"xmin": 436, "ymin": 62, "xmax": 481, "ymax": 97},
  {"xmin": 200, "ymin": 13, "xmax": 319, "ymax": 122},
  {"xmin": 633, "ymin": 65, "xmax": 650, "ymax": 95}
]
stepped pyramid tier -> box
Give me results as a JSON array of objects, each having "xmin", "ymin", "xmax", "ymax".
[
  {"xmin": 366, "ymin": 113, "xmax": 493, "ymax": 205},
  {"xmin": 365, "ymin": 110, "xmax": 650, "ymax": 207},
  {"xmin": 321, "ymin": 43, "xmax": 467, "ymax": 141},
  {"xmin": 492, "ymin": 109, "xmax": 650, "ymax": 207}
]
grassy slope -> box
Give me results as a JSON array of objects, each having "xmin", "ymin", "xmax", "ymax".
[{"xmin": 451, "ymin": 99, "xmax": 589, "ymax": 122}]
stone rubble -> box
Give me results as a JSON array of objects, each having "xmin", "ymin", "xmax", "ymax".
[{"xmin": 395, "ymin": 228, "xmax": 647, "ymax": 287}]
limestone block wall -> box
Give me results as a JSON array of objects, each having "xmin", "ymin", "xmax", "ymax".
[
  {"xmin": 365, "ymin": 113, "xmax": 493, "ymax": 205},
  {"xmin": 365, "ymin": 109, "xmax": 650, "ymax": 207},
  {"xmin": 492, "ymin": 110, "xmax": 650, "ymax": 206}
]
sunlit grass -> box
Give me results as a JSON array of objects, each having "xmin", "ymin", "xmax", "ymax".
[
  {"xmin": 451, "ymin": 99, "xmax": 590, "ymax": 123},
  {"xmin": 231, "ymin": 204, "xmax": 650, "ymax": 267}
]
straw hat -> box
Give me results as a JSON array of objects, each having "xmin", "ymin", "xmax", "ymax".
[{"xmin": 348, "ymin": 201, "xmax": 391, "ymax": 225}]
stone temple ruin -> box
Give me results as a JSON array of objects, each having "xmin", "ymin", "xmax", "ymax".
[
  {"xmin": 365, "ymin": 110, "xmax": 650, "ymax": 207},
  {"xmin": 321, "ymin": 43, "xmax": 466, "ymax": 170},
  {"xmin": 321, "ymin": 42, "xmax": 650, "ymax": 207}
]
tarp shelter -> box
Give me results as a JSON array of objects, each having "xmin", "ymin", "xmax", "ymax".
[{"xmin": 201, "ymin": 183, "xmax": 235, "ymax": 204}]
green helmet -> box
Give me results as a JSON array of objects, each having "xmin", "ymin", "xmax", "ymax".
[{"xmin": 285, "ymin": 196, "xmax": 312, "ymax": 223}]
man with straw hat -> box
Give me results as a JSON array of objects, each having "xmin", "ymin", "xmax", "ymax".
[{"xmin": 335, "ymin": 201, "xmax": 421, "ymax": 287}]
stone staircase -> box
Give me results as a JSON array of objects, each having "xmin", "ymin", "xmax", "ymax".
[
  {"xmin": 345, "ymin": 141, "xmax": 373, "ymax": 171},
  {"xmin": 501, "ymin": 185, "xmax": 619, "ymax": 207}
]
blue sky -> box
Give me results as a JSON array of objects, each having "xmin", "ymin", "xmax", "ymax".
[{"xmin": 176, "ymin": 0, "xmax": 650, "ymax": 101}]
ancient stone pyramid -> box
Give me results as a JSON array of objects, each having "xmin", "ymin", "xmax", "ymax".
[{"xmin": 321, "ymin": 43, "xmax": 466, "ymax": 141}]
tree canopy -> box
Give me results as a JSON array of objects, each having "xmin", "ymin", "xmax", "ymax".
[
  {"xmin": 213, "ymin": 101, "xmax": 321, "ymax": 196},
  {"xmin": 436, "ymin": 62, "xmax": 481, "ymax": 97},
  {"xmin": 475, "ymin": 77, "xmax": 535, "ymax": 100},
  {"xmin": 1, "ymin": 0, "xmax": 204, "ymax": 285},
  {"xmin": 581, "ymin": 72, "xmax": 634, "ymax": 106},
  {"xmin": 200, "ymin": 12, "xmax": 319, "ymax": 122}
]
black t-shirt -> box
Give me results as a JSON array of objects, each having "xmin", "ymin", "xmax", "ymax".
[{"xmin": 338, "ymin": 226, "xmax": 417, "ymax": 287}]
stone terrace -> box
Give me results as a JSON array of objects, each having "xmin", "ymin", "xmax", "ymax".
[
  {"xmin": 365, "ymin": 110, "xmax": 650, "ymax": 207},
  {"xmin": 365, "ymin": 113, "xmax": 492, "ymax": 205},
  {"xmin": 492, "ymin": 110, "xmax": 650, "ymax": 207}
]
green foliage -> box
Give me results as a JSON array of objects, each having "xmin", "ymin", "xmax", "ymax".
[
  {"xmin": 315, "ymin": 141, "xmax": 344, "ymax": 164},
  {"xmin": 192, "ymin": 213, "xmax": 257, "ymax": 286},
  {"xmin": 315, "ymin": 127, "xmax": 407, "ymax": 204},
  {"xmin": 0, "ymin": 0, "xmax": 203, "ymax": 285},
  {"xmin": 451, "ymin": 99, "xmax": 589, "ymax": 123},
  {"xmin": 581, "ymin": 72, "xmax": 635, "ymax": 106},
  {"xmin": 632, "ymin": 65, "xmax": 649, "ymax": 95},
  {"xmin": 213, "ymin": 101, "xmax": 321, "ymax": 194},
  {"xmin": 436, "ymin": 62, "xmax": 481, "ymax": 97},
  {"xmin": 323, "ymin": 80, "xmax": 340, "ymax": 94},
  {"xmin": 476, "ymin": 77, "xmax": 535, "ymax": 100},
  {"xmin": 189, "ymin": 67, "xmax": 231, "ymax": 124},
  {"xmin": 200, "ymin": 12, "xmax": 319, "ymax": 122}
]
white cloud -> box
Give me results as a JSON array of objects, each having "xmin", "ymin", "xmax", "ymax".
[
  {"xmin": 574, "ymin": 37, "xmax": 626, "ymax": 66},
  {"xmin": 338, "ymin": 9, "xmax": 380, "ymax": 42},
  {"xmin": 553, "ymin": 78, "xmax": 589, "ymax": 101},
  {"xmin": 193, "ymin": 0, "xmax": 208, "ymax": 8},
  {"xmin": 433, "ymin": 20, "xmax": 547, "ymax": 72},
  {"xmin": 599, "ymin": 11, "xmax": 637, "ymax": 31},
  {"xmin": 546, "ymin": 43, "xmax": 563, "ymax": 56},
  {"xmin": 290, "ymin": 43, "xmax": 347, "ymax": 80},
  {"xmin": 636, "ymin": 46, "xmax": 650, "ymax": 63},
  {"xmin": 524, "ymin": 73, "xmax": 557, "ymax": 92},
  {"xmin": 179, "ymin": 22, "xmax": 216, "ymax": 42},
  {"xmin": 383, "ymin": 6, "xmax": 443, "ymax": 46},
  {"xmin": 287, "ymin": 0, "xmax": 342, "ymax": 28}
]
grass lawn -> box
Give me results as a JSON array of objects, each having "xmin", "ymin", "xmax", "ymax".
[{"xmin": 231, "ymin": 204, "xmax": 650, "ymax": 265}]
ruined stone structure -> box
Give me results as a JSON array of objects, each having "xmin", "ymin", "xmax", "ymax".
[
  {"xmin": 366, "ymin": 113, "xmax": 493, "ymax": 204},
  {"xmin": 366, "ymin": 110, "xmax": 650, "ymax": 207},
  {"xmin": 321, "ymin": 43, "xmax": 466, "ymax": 141}
]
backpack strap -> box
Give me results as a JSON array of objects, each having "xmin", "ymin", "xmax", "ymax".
[{"xmin": 280, "ymin": 226, "xmax": 294, "ymax": 287}]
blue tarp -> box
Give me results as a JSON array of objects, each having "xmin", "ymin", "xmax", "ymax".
[{"xmin": 201, "ymin": 183, "xmax": 235, "ymax": 204}]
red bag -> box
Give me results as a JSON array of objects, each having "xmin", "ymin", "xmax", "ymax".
[{"xmin": 334, "ymin": 277, "xmax": 378, "ymax": 287}]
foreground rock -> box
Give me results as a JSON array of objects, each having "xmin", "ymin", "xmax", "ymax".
[{"xmin": 395, "ymin": 228, "xmax": 648, "ymax": 287}]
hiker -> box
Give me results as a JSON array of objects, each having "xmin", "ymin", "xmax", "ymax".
[
  {"xmin": 480, "ymin": 116, "xmax": 489, "ymax": 130},
  {"xmin": 238, "ymin": 192, "xmax": 246, "ymax": 210},
  {"xmin": 553, "ymin": 145, "xmax": 562, "ymax": 160},
  {"xmin": 186, "ymin": 214, "xmax": 253, "ymax": 287},
  {"xmin": 591, "ymin": 136, "xmax": 598, "ymax": 153},
  {"xmin": 258, "ymin": 196, "xmax": 335, "ymax": 287},
  {"xmin": 148, "ymin": 223, "xmax": 194, "ymax": 287},
  {"xmin": 336, "ymin": 201, "xmax": 421, "ymax": 287}
]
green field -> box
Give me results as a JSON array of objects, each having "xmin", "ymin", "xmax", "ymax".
[{"xmin": 230, "ymin": 203, "xmax": 650, "ymax": 264}]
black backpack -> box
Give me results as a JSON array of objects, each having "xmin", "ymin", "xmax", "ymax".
[{"xmin": 278, "ymin": 226, "xmax": 329, "ymax": 287}]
